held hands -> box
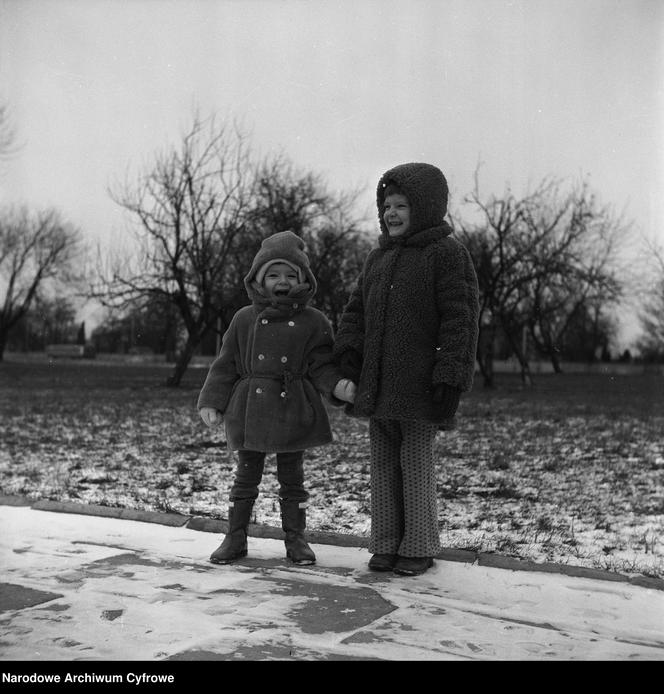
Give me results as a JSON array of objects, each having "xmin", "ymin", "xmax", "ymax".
[
  {"xmin": 333, "ymin": 378, "xmax": 357, "ymax": 404},
  {"xmin": 200, "ymin": 407, "xmax": 223, "ymax": 428}
]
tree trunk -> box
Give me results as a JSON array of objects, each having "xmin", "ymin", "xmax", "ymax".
[
  {"xmin": 550, "ymin": 350, "xmax": 563, "ymax": 373},
  {"xmin": 477, "ymin": 323, "xmax": 495, "ymax": 389},
  {"xmin": 519, "ymin": 361, "xmax": 534, "ymax": 387},
  {"xmin": 505, "ymin": 326, "xmax": 534, "ymax": 387},
  {"xmin": 165, "ymin": 336, "xmax": 199, "ymax": 387}
]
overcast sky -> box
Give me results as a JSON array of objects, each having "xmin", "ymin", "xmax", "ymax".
[{"xmin": 1, "ymin": 0, "xmax": 663, "ymax": 345}]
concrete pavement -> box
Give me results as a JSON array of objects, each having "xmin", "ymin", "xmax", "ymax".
[{"xmin": 1, "ymin": 499, "xmax": 663, "ymax": 661}]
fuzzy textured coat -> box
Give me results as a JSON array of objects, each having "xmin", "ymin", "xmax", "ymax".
[
  {"xmin": 197, "ymin": 231, "xmax": 343, "ymax": 452},
  {"xmin": 333, "ymin": 163, "xmax": 480, "ymax": 425}
]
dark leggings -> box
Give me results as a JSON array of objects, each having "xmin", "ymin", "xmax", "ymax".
[{"xmin": 229, "ymin": 449, "xmax": 308, "ymax": 503}]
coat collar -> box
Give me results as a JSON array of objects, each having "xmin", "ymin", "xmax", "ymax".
[
  {"xmin": 379, "ymin": 221, "xmax": 453, "ymax": 250},
  {"xmin": 248, "ymin": 281, "xmax": 313, "ymax": 319}
]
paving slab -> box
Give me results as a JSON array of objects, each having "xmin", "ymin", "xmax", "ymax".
[{"xmin": 0, "ymin": 504, "xmax": 663, "ymax": 662}]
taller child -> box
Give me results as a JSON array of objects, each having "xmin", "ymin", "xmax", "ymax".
[
  {"xmin": 198, "ymin": 231, "xmax": 355, "ymax": 566},
  {"xmin": 334, "ymin": 162, "xmax": 479, "ymax": 576}
]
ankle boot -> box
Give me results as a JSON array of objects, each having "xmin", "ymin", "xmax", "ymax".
[
  {"xmin": 279, "ymin": 499, "xmax": 316, "ymax": 565},
  {"xmin": 209, "ymin": 499, "xmax": 255, "ymax": 564}
]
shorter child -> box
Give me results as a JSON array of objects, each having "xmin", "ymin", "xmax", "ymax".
[{"xmin": 198, "ymin": 230, "xmax": 355, "ymax": 566}]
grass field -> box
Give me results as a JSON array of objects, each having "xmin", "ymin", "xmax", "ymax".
[{"xmin": 1, "ymin": 355, "xmax": 662, "ymax": 579}]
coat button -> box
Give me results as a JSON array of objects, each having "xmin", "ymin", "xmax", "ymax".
[
  {"xmin": 258, "ymin": 354, "xmax": 265, "ymax": 360},
  {"xmin": 288, "ymin": 321, "xmax": 295, "ymax": 326},
  {"xmin": 261, "ymin": 319, "xmax": 268, "ymax": 324},
  {"xmin": 280, "ymin": 356, "xmax": 287, "ymax": 363},
  {"xmin": 280, "ymin": 392, "xmax": 286, "ymax": 398},
  {"xmin": 256, "ymin": 387, "xmax": 262, "ymax": 394}
]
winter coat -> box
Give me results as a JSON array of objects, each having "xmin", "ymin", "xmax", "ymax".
[
  {"xmin": 197, "ymin": 231, "xmax": 343, "ymax": 452},
  {"xmin": 333, "ymin": 162, "xmax": 480, "ymax": 425}
]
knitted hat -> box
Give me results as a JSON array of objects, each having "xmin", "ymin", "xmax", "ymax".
[
  {"xmin": 255, "ymin": 259, "xmax": 304, "ymax": 285},
  {"xmin": 244, "ymin": 230, "xmax": 316, "ymax": 296},
  {"xmin": 377, "ymin": 163, "xmax": 448, "ymax": 237}
]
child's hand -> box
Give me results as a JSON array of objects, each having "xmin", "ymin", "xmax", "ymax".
[
  {"xmin": 200, "ymin": 407, "xmax": 223, "ymax": 428},
  {"xmin": 333, "ymin": 378, "xmax": 356, "ymax": 403}
]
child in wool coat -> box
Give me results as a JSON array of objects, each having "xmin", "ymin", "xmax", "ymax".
[
  {"xmin": 198, "ymin": 231, "xmax": 356, "ymax": 566},
  {"xmin": 334, "ymin": 162, "xmax": 479, "ymax": 576}
]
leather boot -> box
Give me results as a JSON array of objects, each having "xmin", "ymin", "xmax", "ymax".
[
  {"xmin": 279, "ymin": 499, "xmax": 316, "ymax": 565},
  {"xmin": 209, "ymin": 499, "xmax": 254, "ymax": 564}
]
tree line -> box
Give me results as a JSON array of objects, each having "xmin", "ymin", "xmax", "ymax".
[{"xmin": 2, "ymin": 107, "xmax": 663, "ymax": 387}]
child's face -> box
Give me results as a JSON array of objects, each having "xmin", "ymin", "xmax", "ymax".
[
  {"xmin": 383, "ymin": 193, "xmax": 411, "ymax": 237},
  {"xmin": 262, "ymin": 262, "xmax": 300, "ymax": 297}
]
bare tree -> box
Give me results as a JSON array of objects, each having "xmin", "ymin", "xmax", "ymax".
[
  {"xmin": 454, "ymin": 174, "xmax": 553, "ymax": 387},
  {"xmin": 96, "ymin": 112, "xmax": 262, "ymax": 385},
  {"xmin": 455, "ymin": 171, "xmax": 627, "ymax": 386},
  {"xmin": 96, "ymin": 111, "xmax": 374, "ymax": 387},
  {"xmin": 521, "ymin": 180, "xmax": 625, "ymax": 371},
  {"xmin": 0, "ymin": 206, "xmax": 84, "ymax": 360}
]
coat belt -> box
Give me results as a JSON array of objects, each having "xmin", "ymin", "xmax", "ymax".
[{"xmin": 240, "ymin": 370, "xmax": 304, "ymax": 396}]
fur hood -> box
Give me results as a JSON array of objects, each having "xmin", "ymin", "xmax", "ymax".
[{"xmin": 376, "ymin": 162, "xmax": 449, "ymax": 239}]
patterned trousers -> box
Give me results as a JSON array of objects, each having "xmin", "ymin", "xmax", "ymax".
[{"xmin": 369, "ymin": 418, "xmax": 441, "ymax": 557}]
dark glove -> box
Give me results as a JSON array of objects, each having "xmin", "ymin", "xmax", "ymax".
[
  {"xmin": 339, "ymin": 350, "xmax": 363, "ymax": 382},
  {"xmin": 432, "ymin": 384, "xmax": 461, "ymax": 419}
]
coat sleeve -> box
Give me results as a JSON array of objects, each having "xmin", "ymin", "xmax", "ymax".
[
  {"xmin": 332, "ymin": 264, "xmax": 367, "ymax": 360},
  {"xmin": 432, "ymin": 239, "xmax": 480, "ymax": 392},
  {"xmin": 306, "ymin": 311, "xmax": 346, "ymax": 406},
  {"xmin": 196, "ymin": 313, "xmax": 241, "ymax": 413}
]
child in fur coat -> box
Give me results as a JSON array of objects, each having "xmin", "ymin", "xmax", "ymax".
[{"xmin": 334, "ymin": 162, "xmax": 479, "ymax": 576}]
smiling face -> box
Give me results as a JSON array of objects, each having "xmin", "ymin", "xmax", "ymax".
[
  {"xmin": 262, "ymin": 262, "xmax": 300, "ymax": 298},
  {"xmin": 383, "ymin": 193, "xmax": 411, "ymax": 237}
]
